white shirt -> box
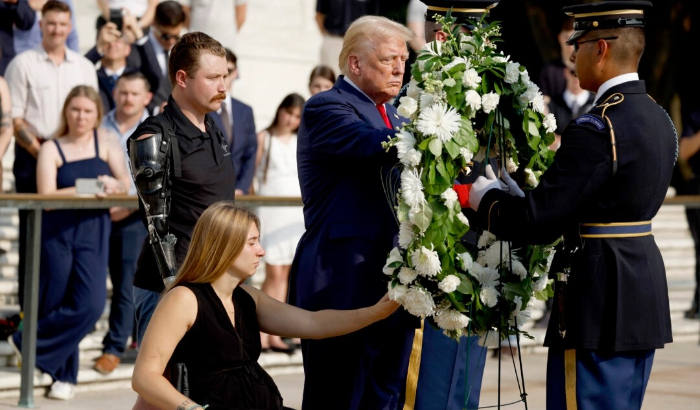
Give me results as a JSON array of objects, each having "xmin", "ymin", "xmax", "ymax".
[
  {"xmin": 593, "ymin": 73, "xmax": 639, "ymax": 105},
  {"xmin": 5, "ymin": 46, "xmax": 99, "ymax": 139},
  {"xmin": 343, "ymin": 76, "xmax": 375, "ymax": 104},
  {"xmin": 563, "ymin": 89, "xmax": 591, "ymax": 111}
]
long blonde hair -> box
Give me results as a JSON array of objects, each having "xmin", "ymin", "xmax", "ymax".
[
  {"xmin": 56, "ymin": 85, "xmax": 103, "ymax": 137},
  {"xmin": 170, "ymin": 201, "xmax": 260, "ymax": 290}
]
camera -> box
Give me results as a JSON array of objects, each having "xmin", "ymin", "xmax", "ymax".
[{"xmin": 109, "ymin": 8, "xmax": 124, "ymax": 31}]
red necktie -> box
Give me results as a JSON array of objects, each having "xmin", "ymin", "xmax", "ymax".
[{"xmin": 376, "ymin": 104, "xmax": 392, "ymax": 129}]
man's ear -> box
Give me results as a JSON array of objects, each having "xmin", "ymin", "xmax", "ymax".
[
  {"xmin": 175, "ymin": 70, "xmax": 188, "ymax": 88},
  {"xmin": 436, "ymin": 30, "xmax": 447, "ymax": 42},
  {"xmin": 348, "ymin": 55, "xmax": 361, "ymax": 76}
]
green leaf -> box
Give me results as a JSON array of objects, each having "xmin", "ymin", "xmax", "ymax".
[
  {"xmin": 413, "ymin": 203, "xmax": 433, "ymax": 232},
  {"xmin": 444, "ymin": 140, "xmax": 460, "ymax": 160},
  {"xmin": 436, "ymin": 160, "xmax": 448, "ymax": 179},
  {"xmin": 429, "ymin": 138, "xmax": 443, "ymax": 157}
]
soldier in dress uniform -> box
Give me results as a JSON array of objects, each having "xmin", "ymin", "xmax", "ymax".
[{"xmin": 468, "ymin": 2, "xmax": 676, "ymax": 409}]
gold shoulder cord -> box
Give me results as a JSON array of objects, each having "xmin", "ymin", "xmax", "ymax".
[{"xmin": 595, "ymin": 93, "xmax": 624, "ymax": 176}]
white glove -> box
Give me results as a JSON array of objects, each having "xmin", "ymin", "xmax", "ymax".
[
  {"xmin": 500, "ymin": 167, "xmax": 525, "ymax": 197},
  {"xmin": 469, "ymin": 164, "xmax": 502, "ymax": 211}
]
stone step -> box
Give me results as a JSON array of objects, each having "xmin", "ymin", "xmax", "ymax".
[{"xmin": 0, "ymin": 227, "xmax": 17, "ymax": 242}]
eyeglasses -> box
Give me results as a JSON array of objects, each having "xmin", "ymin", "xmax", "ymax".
[
  {"xmin": 573, "ymin": 36, "xmax": 618, "ymax": 52},
  {"xmin": 154, "ymin": 28, "xmax": 180, "ymax": 41}
]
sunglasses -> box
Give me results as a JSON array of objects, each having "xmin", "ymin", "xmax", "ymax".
[
  {"xmin": 158, "ymin": 31, "xmax": 181, "ymax": 41},
  {"xmin": 573, "ymin": 36, "xmax": 618, "ymax": 52}
]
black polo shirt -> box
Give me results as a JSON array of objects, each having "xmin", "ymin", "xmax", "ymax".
[
  {"xmin": 131, "ymin": 96, "xmax": 236, "ymax": 292},
  {"xmin": 316, "ymin": 0, "xmax": 380, "ymax": 36}
]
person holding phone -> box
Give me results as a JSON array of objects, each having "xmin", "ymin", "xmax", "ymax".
[{"xmin": 9, "ymin": 85, "xmax": 130, "ymax": 401}]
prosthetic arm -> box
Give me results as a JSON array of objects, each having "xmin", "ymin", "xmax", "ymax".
[{"xmin": 129, "ymin": 132, "xmax": 178, "ymax": 287}]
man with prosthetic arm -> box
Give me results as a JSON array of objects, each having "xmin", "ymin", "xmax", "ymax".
[{"xmin": 468, "ymin": 2, "xmax": 676, "ymax": 409}]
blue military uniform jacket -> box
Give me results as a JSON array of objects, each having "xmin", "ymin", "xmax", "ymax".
[{"xmin": 475, "ymin": 80, "xmax": 676, "ymax": 352}]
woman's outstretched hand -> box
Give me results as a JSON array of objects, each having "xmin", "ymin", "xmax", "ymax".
[{"xmin": 372, "ymin": 293, "xmax": 400, "ymax": 320}]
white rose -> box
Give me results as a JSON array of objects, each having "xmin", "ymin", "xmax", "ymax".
[
  {"xmin": 480, "ymin": 285, "xmax": 500, "ymax": 308},
  {"xmin": 505, "ymin": 62, "xmax": 521, "ymax": 84},
  {"xmin": 388, "ymin": 283, "xmax": 408, "ymax": 302},
  {"xmin": 397, "ymin": 96, "xmax": 418, "ymax": 118},
  {"xmin": 463, "ymin": 68, "xmax": 481, "ymax": 89},
  {"xmin": 465, "ymin": 89, "xmax": 482, "ymax": 111},
  {"xmin": 481, "ymin": 92, "xmax": 500, "ymax": 114}
]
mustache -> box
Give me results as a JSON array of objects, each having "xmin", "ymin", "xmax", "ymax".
[{"xmin": 210, "ymin": 93, "xmax": 227, "ymax": 103}]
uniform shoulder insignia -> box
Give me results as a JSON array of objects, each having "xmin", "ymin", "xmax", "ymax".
[{"xmin": 574, "ymin": 114, "xmax": 606, "ymax": 130}]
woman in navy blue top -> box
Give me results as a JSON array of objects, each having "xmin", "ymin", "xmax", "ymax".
[{"xmin": 10, "ymin": 85, "xmax": 131, "ymax": 401}]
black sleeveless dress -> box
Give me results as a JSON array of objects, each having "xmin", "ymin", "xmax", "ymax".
[{"xmin": 170, "ymin": 283, "xmax": 284, "ymax": 410}]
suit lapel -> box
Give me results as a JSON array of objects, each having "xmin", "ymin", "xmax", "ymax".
[{"xmin": 335, "ymin": 77, "xmax": 387, "ymax": 129}]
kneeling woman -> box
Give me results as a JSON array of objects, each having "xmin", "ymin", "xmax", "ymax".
[{"xmin": 132, "ymin": 201, "xmax": 399, "ymax": 410}]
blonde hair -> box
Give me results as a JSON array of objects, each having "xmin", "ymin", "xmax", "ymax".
[
  {"xmin": 338, "ymin": 15, "xmax": 414, "ymax": 74},
  {"xmin": 170, "ymin": 201, "xmax": 260, "ymax": 289},
  {"xmin": 56, "ymin": 85, "xmax": 104, "ymax": 137}
]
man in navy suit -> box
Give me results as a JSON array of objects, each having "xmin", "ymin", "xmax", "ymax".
[
  {"xmin": 134, "ymin": 1, "xmax": 185, "ymax": 112},
  {"xmin": 290, "ymin": 15, "xmax": 417, "ymax": 410},
  {"xmin": 211, "ymin": 49, "xmax": 256, "ymax": 195}
]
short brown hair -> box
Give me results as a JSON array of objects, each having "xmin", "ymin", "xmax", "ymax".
[
  {"xmin": 42, "ymin": 0, "xmax": 71, "ymax": 16},
  {"xmin": 57, "ymin": 86, "xmax": 103, "ymax": 137},
  {"xmin": 168, "ymin": 31, "xmax": 226, "ymax": 87}
]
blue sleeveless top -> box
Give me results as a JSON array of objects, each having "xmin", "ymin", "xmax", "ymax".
[{"xmin": 53, "ymin": 130, "xmax": 112, "ymax": 189}]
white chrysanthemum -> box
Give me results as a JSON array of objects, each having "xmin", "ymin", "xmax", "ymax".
[
  {"xmin": 479, "ymin": 328, "xmax": 501, "ymax": 348},
  {"xmin": 544, "ymin": 113, "xmax": 557, "ymax": 134},
  {"xmin": 396, "ymin": 130, "xmax": 416, "ymax": 157},
  {"xmin": 531, "ymin": 92, "xmax": 546, "ymax": 114},
  {"xmin": 402, "ymin": 287, "xmax": 436, "ymax": 317},
  {"xmin": 411, "ymin": 246, "xmax": 442, "ymax": 277},
  {"xmin": 401, "ymin": 149, "xmax": 422, "ymax": 167},
  {"xmin": 397, "ymin": 96, "xmax": 418, "ymax": 119},
  {"xmin": 465, "ymin": 89, "xmax": 482, "ymax": 112},
  {"xmin": 416, "ymin": 104, "xmax": 462, "ymax": 143},
  {"xmin": 444, "ymin": 56, "xmax": 467, "ymax": 71},
  {"xmin": 469, "ymin": 264, "xmax": 500, "ymax": 288},
  {"xmin": 383, "ymin": 247, "xmax": 403, "ymax": 276},
  {"xmin": 457, "ymin": 251, "xmax": 473, "ymax": 272},
  {"xmin": 435, "ymin": 309, "xmax": 471, "ymax": 331},
  {"xmin": 407, "ymin": 79, "xmax": 422, "ymax": 99},
  {"xmin": 481, "ymin": 92, "xmax": 500, "ymax": 114},
  {"xmin": 420, "ymin": 93, "xmax": 435, "ymax": 109},
  {"xmin": 388, "ymin": 282, "xmax": 408, "ymax": 302},
  {"xmin": 441, "ymin": 188, "xmax": 458, "ymax": 209},
  {"xmin": 477, "ymin": 231, "xmax": 497, "ymax": 248},
  {"xmin": 483, "ymin": 241, "xmax": 512, "ymax": 268},
  {"xmin": 505, "ymin": 157, "xmax": 517, "ymax": 173},
  {"xmin": 438, "ymin": 275, "xmax": 460, "ymax": 293},
  {"xmin": 511, "ymin": 259, "xmax": 528, "ymax": 280},
  {"xmin": 398, "ymin": 266, "xmax": 418, "ymax": 285},
  {"xmin": 493, "ymin": 54, "xmax": 509, "ymax": 63},
  {"xmin": 480, "ymin": 285, "xmax": 500, "ymax": 307},
  {"xmin": 532, "ymin": 274, "xmax": 549, "ymax": 292},
  {"xmin": 398, "ymin": 221, "xmax": 414, "ymax": 249},
  {"xmin": 456, "ymin": 212, "xmax": 470, "ymax": 227},
  {"xmin": 401, "ymin": 169, "xmax": 425, "ymax": 208},
  {"xmin": 505, "ymin": 62, "xmax": 521, "ymax": 84},
  {"xmin": 463, "ymin": 68, "xmax": 481, "ymax": 89},
  {"xmin": 524, "ymin": 167, "xmax": 538, "ymax": 187},
  {"xmin": 460, "ymin": 147, "xmax": 474, "ymax": 163}
]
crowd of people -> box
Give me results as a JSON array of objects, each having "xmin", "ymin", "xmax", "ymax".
[{"xmin": 0, "ymin": 0, "xmax": 691, "ymax": 409}]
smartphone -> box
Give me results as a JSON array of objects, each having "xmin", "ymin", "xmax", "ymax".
[
  {"xmin": 109, "ymin": 8, "xmax": 123, "ymax": 31},
  {"xmin": 76, "ymin": 178, "xmax": 105, "ymax": 195}
]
